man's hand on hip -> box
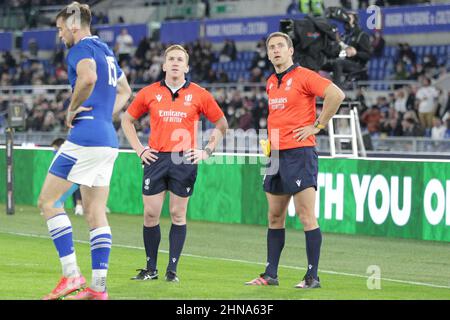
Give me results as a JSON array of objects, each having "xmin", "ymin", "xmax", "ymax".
[
  {"xmin": 66, "ymin": 106, "xmax": 93, "ymax": 128},
  {"xmin": 293, "ymin": 125, "xmax": 320, "ymax": 142}
]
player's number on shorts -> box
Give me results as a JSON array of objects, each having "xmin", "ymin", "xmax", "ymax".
[{"xmin": 106, "ymin": 56, "xmax": 117, "ymax": 87}]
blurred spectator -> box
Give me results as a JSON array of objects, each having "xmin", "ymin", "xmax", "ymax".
[
  {"xmin": 147, "ymin": 55, "xmax": 163, "ymax": 82},
  {"xmin": 361, "ymin": 105, "xmax": 382, "ymax": 136},
  {"xmin": 2, "ymin": 52, "xmax": 17, "ymax": 69},
  {"xmin": 416, "ymin": 77, "xmax": 438, "ymax": 131},
  {"xmin": 402, "ymin": 117, "xmax": 423, "ymax": 137},
  {"xmin": 436, "ymin": 88, "xmax": 449, "ymax": 118},
  {"xmin": 219, "ymin": 39, "xmax": 237, "ymax": 63},
  {"xmin": 135, "ymin": 37, "xmax": 151, "ymax": 60},
  {"xmin": 376, "ymin": 96, "xmax": 390, "ymax": 117},
  {"xmin": 238, "ymin": 101, "xmax": 253, "ymax": 130},
  {"xmin": 405, "ymin": 85, "xmax": 417, "ymax": 111},
  {"xmin": 380, "ymin": 117, "xmax": 402, "ymax": 137},
  {"xmin": 205, "ymin": 69, "xmax": 218, "ymax": 83},
  {"xmin": 431, "ymin": 117, "xmax": 446, "ymax": 140},
  {"xmin": 249, "ymin": 67, "xmax": 264, "ymax": 83},
  {"xmin": 249, "ymin": 46, "xmax": 270, "ymax": 77},
  {"xmin": 393, "ymin": 88, "xmax": 407, "ymax": 115},
  {"xmin": 217, "ymin": 71, "xmax": 230, "ymax": 83},
  {"xmin": 42, "ymin": 111, "xmax": 56, "ymax": 132},
  {"xmin": 396, "ymin": 43, "xmax": 416, "ymax": 66},
  {"xmin": 28, "ymin": 39, "xmax": 39, "ymax": 61},
  {"xmin": 371, "ymin": 31, "xmax": 385, "ymax": 58},
  {"xmin": 115, "ymin": 28, "xmax": 134, "ymax": 65},
  {"xmin": 392, "ymin": 61, "xmax": 408, "ymax": 82},
  {"xmin": 423, "ymin": 53, "xmax": 438, "ymax": 70},
  {"xmin": 407, "ymin": 65, "xmax": 422, "ymax": 81}
]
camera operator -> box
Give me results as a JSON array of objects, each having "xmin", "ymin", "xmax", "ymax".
[{"xmin": 329, "ymin": 12, "xmax": 372, "ymax": 88}]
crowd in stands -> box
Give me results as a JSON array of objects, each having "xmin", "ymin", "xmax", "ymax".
[
  {"xmin": 354, "ymin": 78, "xmax": 450, "ymax": 140},
  {"xmin": 1, "ymin": 29, "xmax": 449, "ymax": 141},
  {"xmin": 390, "ymin": 42, "xmax": 446, "ymax": 82}
]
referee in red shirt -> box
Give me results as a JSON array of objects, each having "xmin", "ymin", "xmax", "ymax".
[
  {"xmin": 246, "ymin": 32, "xmax": 345, "ymax": 288},
  {"xmin": 121, "ymin": 45, "xmax": 228, "ymax": 282}
]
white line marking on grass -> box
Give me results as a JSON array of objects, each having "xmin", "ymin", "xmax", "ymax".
[{"xmin": 3, "ymin": 231, "xmax": 450, "ymax": 290}]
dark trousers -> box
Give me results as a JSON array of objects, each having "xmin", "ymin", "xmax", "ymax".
[{"xmin": 332, "ymin": 59, "xmax": 363, "ymax": 88}]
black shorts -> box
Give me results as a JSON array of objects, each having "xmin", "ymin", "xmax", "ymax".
[
  {"xmin": 263, "ymin": 147, "xmax": 318, "ymax": 195},
  {"xmin": 142, "ymin": 152, "xmax": 198, "ymax": 197}
]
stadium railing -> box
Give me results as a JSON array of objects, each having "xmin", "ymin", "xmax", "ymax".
[
  {"xmin": 1, "ymin": 130, "xmax": 449, "ymax": 159},
  {"xmin": 1, "ymin": 84, "xmax": 449, "ymax": 157}
]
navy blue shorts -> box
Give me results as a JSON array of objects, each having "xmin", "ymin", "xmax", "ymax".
[
  {"xmin": 142, "ymin": 152, "xmax": 198, "ymax": 197},
  {"xmin": 263, "ymin": 147, "xmax": 318, "ymax": 195}
]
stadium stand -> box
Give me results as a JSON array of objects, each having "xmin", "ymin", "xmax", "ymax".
[{"xmin": 0, "ymin": 0, "xmax": 449, "ymax": 155}]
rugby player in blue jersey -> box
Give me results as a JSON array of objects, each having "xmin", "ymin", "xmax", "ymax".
[{"xmin": 38, "ymin": 2, "xmax": 131, "ymax": 300}]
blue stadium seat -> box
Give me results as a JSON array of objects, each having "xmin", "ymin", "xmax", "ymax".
[
  {"xmin": 431, "ymin": 46, "xmax": 439, "ymax": 55},
  {"xmin": 246, "ymin": 51, "xmax": 255, "ymax": 60},
  {"xmin": 388, "ymin": 46, "xmax": 397, "ymax": 57},
  {"xmin": 416, "ymin": 46, "xmax": 424, "ymax": 56}
]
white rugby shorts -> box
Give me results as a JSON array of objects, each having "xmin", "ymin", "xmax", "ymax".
[{"xmin": 49, "ymin": 141, "xmax": 118, "ymax": 187}]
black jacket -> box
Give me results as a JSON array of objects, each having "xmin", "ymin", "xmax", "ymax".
[{"xmin": 344, "ymin": 27, "xmax": 372, "ymax": 66}]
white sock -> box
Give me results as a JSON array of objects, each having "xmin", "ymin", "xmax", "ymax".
[
  {"xmin": 60, "ymin": 253, "xmax": 81, "ymax": 277},
  {"xmin": 91, "ymin": 269, "xmax": 108, "ymax": 292}
]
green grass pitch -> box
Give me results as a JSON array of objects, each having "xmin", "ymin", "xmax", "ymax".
[{"xmin": 0, "ymin": 205, "xmax": 449, "ymax": 300}]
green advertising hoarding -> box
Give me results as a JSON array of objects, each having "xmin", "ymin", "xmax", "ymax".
[{"xmin": 1, "ymin": 149, "xmax": 449, "ymax": 242}]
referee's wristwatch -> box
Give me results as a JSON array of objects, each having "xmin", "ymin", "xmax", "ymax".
[
  {"xmin": 204, "ymin": 147, "xmax": 213, "ymax": 157},
  {"xmin": 314, "ymin": 119, "xmax": 326, "ymax": 130}
]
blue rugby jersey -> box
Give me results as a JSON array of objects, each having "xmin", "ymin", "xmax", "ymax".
[{"xmin": 66, "ymin": 36, "xmax": 123, "ymax": 148}]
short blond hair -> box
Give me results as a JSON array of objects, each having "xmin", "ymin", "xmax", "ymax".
[
  {"xmin": 266, "ymin": 32, "xmax": 293, "ymax": 49},
  {"xmin": 164, "ymin": 45, "xmax": 189, "ymax": 65},
  {"xmin": 56, "ymin": 1, "xmax": 91, "ymax": 27}
]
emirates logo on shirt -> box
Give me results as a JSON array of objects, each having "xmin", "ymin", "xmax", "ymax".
[
  {"xmin": 159, "ymin": 109, "xmax": 187, "ymax": 123},
  {"xmin": 269, "ymin": 97, "xmax": 287, "ymax": 110}
]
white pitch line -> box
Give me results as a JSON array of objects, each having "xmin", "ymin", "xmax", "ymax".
[{"xmin": 2, "ymin": 231, "xmax": 450, "ymax": 290}]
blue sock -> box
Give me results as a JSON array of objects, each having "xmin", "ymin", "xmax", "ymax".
[
  {"xmin": 90, "ymin": 226, "xmax": 112, "ymax": 292},
  {"xmin": 143, "ymin": 224, "xmax": 161, "ymax": 271},
  {"xmin": 264, "ymin": 228, "xmax": 285, "ymax": 278},
  {"xmin": 167, "ymin": 224, "xmax": 186, "ymax": 273},
  {"xmin": 305, "ymin": 228, "xmax": 322, "ymax": 280},
  {"xmin": 47, "ymin": 214, "xmax": 79, "ymax": 277}
]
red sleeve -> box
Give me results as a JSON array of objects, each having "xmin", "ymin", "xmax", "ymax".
[
  {"xmin": 200, "ymin": 90, "xmax": 225, "ymax": 123},
  {"xmin": 127, "ymin": 87, "xmax": 150, "ymax": 120},
  {"xmin": 303, "ymin": 69, "xmax": 332, "ymax": 98}
]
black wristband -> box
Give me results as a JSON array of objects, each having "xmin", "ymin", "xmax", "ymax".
[{"xmin": 139, "ymin": 147, "xmax": 149, "ymax": 159}]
